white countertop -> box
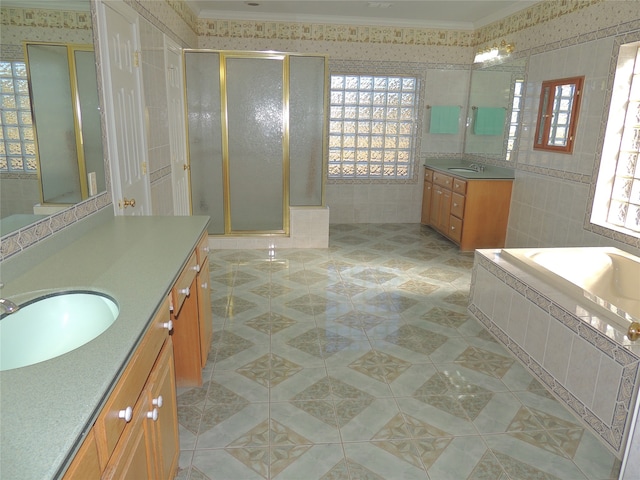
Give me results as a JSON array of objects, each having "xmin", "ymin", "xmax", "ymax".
[{"xmin": 0, "ymin": 210, "xmax": 209, "ymax": 479}]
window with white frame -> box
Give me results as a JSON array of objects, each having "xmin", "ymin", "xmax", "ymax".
[
  {"xmin": 592, "ymin": 41, "xmax": 640, "ymax": 236},
  {"xmin": 328, "ymin": 74, "xmax": 419, "ymax": 180},
  {"xmin": 0, "ymin": 61, "xmax": 37, "ymax": 174}
]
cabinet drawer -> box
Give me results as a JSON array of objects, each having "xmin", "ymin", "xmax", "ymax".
[
  {"xmin": 449, "ymin": 215, "xmax": 463, "ymax": 243},
  {"xmin": 195, "ymin": 232, "xmax": 210, "ymax": 268},
  {"xmin": 172, "ymin": 252, "xmax": 198, "ymax": 316},
  {"xmin": 432, "ymin": 172, "xmax": 453, "ymax": 189},
  {"xmin": 424, "ymin": 169, "xmax": 433, "ymax": 182},
  {"xmin": 452, "ymin": 178, "xmax": 467, "ymax": 194},
  {"xmin": 451, "ymin": 192, "xmax": 465, "ymax": 218},
  {"xmin": 95, "ymin": 297, "xmax": 170, "ymax": 465}
]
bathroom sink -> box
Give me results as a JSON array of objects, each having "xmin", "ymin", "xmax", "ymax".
[
  {"xmin": 448, "ymin": 167, "xmax": 479, "ymax": 173},
  {"xmin": 0, "ymin": 291, "xmax": 118, "ymax": 371}
]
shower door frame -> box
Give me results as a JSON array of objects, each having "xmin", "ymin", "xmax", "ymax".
[
  {"xmin": 221, "ymin": 51, "xmax": 289, "ymax": 236},
  {"xmin": 183, "ymin": 49, "xmax": 329, "ymax": 237}
]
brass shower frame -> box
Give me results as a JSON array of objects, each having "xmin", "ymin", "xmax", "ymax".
[{"xmin": 182, "ymin": 49, "xmax": 328, "ymax": 237}]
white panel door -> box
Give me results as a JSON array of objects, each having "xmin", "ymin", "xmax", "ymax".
[
  {"xmin": 164, "ymin": 36, "xmax": 190, "ymax": 216},
  {"xmin": 97, "ymin": 0, "xmax": 150, "ymax": 215}
]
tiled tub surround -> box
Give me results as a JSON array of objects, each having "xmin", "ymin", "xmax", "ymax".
[
  {"xmin": 176, "ymin": 224, "xmax": 621, "ymax": 480},
  {"xmin": 468, "ymin": 249, "xmax": 640, "ymax": 461},
  {"xmin": 501, "ymin": 248, "xmax": 640, "ymax": 328}
]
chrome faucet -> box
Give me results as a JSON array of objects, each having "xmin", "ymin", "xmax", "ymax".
[
  {"xmin": 0, "ymin": 298, "xmax": 20, "ymax": 315},
  {"xmin": 468, "ymin": 163, "xmax": 485, "ymax": 172}
]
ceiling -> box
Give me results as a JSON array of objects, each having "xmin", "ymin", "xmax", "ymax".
[{"xmin": 185, "ymin": 0, "xmax": 539, "ymax": 30}]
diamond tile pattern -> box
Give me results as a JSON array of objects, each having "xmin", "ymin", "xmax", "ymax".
[{"xmin": 177, "ymin": 224, "xmax": 621, "ymax": 480}]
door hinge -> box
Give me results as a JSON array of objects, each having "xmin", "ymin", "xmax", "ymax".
[
  {"xmin": 142, "ymin": 162, "xmax": 147, "ymax": 175},
  {"xmin": 134, "ymin": 50, "xmax": 140, "ymax": 67}
]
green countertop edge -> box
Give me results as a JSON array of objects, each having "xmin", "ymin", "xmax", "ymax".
[
  {"xmin": 0, "ymin": 211, "xmax": 210, "ymax": 479},
  {"xmin": 424, "ymin": 158, "xmax": 515, "ymax": 180}
]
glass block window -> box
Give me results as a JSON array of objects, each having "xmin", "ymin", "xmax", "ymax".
[
  {"xmin": 0, "ymin": 61, "xmax": 37, "ymax": 173},
  {"xmin": 607, "ymin": 46, "xmax": 640, "ymax": 233},
  {"xmin": 506, "ymin": 79, "xmax": 524, "ymax": 161},
  {"xmin": 328, "ymin": 74, "xmax": 418, "ymax": 179}
]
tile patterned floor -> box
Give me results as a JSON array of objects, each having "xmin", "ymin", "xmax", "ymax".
[{"xmin": 176, "ymin": 224, "xmax": 622, "ymax": 480}]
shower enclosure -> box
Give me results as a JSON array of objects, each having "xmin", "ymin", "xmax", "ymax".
[{"xmin": 184, "ymin": 50, "xmax": 326, "ymax": 236}]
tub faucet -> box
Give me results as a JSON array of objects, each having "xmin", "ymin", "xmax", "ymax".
[{"xmin": 0, "ymin": 298, "xmax": 20, "ymax": 315}]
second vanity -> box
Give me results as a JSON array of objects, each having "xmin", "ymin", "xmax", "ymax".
[
  {"xmin": 422, "ymin": 158, "xmax": 515, "ymax": 251},
  {"xmin": 0, "ymin": 210, "xmax": 211, "ymax": 479}
]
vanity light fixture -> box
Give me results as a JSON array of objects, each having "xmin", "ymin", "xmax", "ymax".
[{"xmin": 474, "ymin": 40, "xmax": 515, "ymax": 64}]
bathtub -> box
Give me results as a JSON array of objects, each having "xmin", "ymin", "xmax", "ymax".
[{"xmin": 501, "ymin": 247, "xmax": 639, "ymax": 330}]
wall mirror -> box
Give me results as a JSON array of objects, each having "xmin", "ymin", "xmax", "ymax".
[
  {"xmin": 0, "ymin": 0, "xmax": 106, "ymax": 237},
  {"xmin": 464, "ymin": 57, "xmax": 527, "ymax": 161}
]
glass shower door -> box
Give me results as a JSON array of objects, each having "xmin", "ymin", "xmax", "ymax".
[{"xmin": 224, "ymin": 54, "xmax": 286, "ymax": 233}]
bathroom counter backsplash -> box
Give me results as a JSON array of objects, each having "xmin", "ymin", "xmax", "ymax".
[
  {"xmin": 0, "ymin": 212, "xmax": 210, "ymax": 480},
  {"xmin": 424, "ymin": 158, "xmax": 515, "ymax": 179}
]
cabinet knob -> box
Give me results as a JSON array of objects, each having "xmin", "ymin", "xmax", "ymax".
[
  {"xmin": 451, "ymin": 225, "xmax": 455, "ymax": 230},
  {"xmin": 118, "ymin": 406, "xmax": 133, "ymax": 423},
  {"xmin": 162, "ymin": 320, "xmax": 173, "ymax": 331},
  {"xmin": 179, "ymin": 287, "xmax": 190, "ymax": 296},
  {"xmin": 453, "ymin": 203, "xmax": 458, "ymax": 207},
  {"xmin": 152, "ymin": 395, "xmax": 164, "ymax": 408},
  {"xmin": 191, "ymin": 264, "xmax": 201, "ymax": 273},
  {"xmin": 201, "ymin": 281, "xmax": 208, "ymax": 289},
  {"xmin": 147, "ymin": 408, "xmax": 158, "ymax": 421},
  {"xmin": 202, "ymin": 246, "xmax": 210, "ymax": 254}
]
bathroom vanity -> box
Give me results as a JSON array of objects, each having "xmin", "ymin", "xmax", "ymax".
[
  {"xmin": 0, "ymin": 210, "xmax": 211, "ymax": 479},
  {"xmin": 422, "ymin": 159, "xmax": 514, "ymax": 251}
]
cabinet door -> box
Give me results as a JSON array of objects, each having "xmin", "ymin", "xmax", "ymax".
[
  {"xmin": 451, "ymin": 192, "xmax": 465, "ymax": 219},
  {"xmin": 430, "ymin": 186, "xmax": 442, "ymax": 229},
  {"xmin": 144, "ymin": 339, "xmax": 179, "ymax": 480},
  {"xmin": 421, "ymin": 180, "xmax": 432, "ymax": 225},
  {"xmin": 62, "ymin": 430, "xmax": 100, "ymax": 480},
  {"xmin": 197, "ymin": 260, "xmax": 213, "ymax": 367},
  {"xmin": 449, "ymin": 215, "xmax": 463, "ymax": 243},
  {"xmin": 430, "ymin": 187, "xmax": 451, "ymax": 234},
  {"xmin": 439, "ymin": 189, "xmax": 452, "ymax": 234},
  {"xmin": 172, "ymin": 275, "xmax": 202, "ymax": 387},
  {"xmin": 102, "ymin": 407, "xmax": 151, "ymax": 480}
]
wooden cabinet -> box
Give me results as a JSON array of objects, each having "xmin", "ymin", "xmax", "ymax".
[
  {"xmin": 172, "ymin": 232, "xmax": 212, "ymax": 386},
  {"xmin": 62, "ymin": 430, "xmax": 100, "ymax": 480},
  {"xmin": 61, "ymin": 231, "xmax": 210, "ymax": 478},
  {"xmin": 421, "ymin": 167, "xmax": 512, "ymax": 251},
  {"xmin": 143, "ymin": 339, "xmax": 179, "ymax": 480},
  {"xmin": 196, "ymin": 233, "xmax": 213, "ymax": 368},
  {"xmin": 430, "ymin": 172, "xmax": 453, "ymax": 234},
  {"xmin": 420, "ymin": 169, "xmax": 433, "ymax": 225},
  {"xmin": 63, "ymin": 296, "xmax": 178, "ymax": 480}
]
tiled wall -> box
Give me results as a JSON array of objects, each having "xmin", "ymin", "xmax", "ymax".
[
  {"xmin": 3, "ymin": 0, "xmax": 640, "ymax": 257},
  {"xmin": 139, "ymin": 16, "xmax": 174, "ymax": 216},
  {"xmin": 0, "ymin": 0, "xmax": 194, "ymax": 260},
  {"xmin": 193, "ymin": 0, "xmax": 640, "ymax": 251},
  {"xmin": 481, "ymin": 1, "xmax": 640, "ymax": 255},
  {"xmin": 0, "ymin": 7, "xmax": 95, "ymax": 229}
]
